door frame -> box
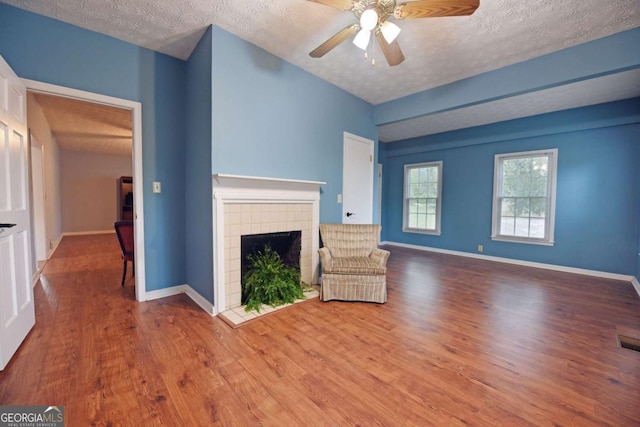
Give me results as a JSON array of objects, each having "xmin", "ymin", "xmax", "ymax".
[
  {"xmin": 28, "ymin": 133, "xmax": 47, "ymax": 265},
  {"xmin": 342, "ymin": 131, "xmax": 374, "ymax": 224},
  {"xmin": 377, "ymin": 163, "xmax": 383, "ymax": 225},
  {"xmin": 23, "ymin": 79, "xmax": 146, "ymax": 302}
]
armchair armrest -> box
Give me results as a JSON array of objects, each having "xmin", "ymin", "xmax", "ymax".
[
  {"xmin": 318, "ymin": 247, "xmax": 333, "ymax": 269},
  {"xmin": 370, "ymin": 248, "xmax": 390, "ymax": 267}
]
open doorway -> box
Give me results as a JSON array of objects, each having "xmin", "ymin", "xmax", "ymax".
[{"xmin": 24, "ymin": 79, "xmax": 146, "ymax": 301}]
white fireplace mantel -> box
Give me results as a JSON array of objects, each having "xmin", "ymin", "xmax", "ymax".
[
  {"xmin": 212, "ymin": 174, "xmax": 325, "ymax": 314},
  {"xmin": 214, "ymin": 173, "xmax": 325, "ymax": 188}
]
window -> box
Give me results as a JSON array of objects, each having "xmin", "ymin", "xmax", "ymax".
[
  {"xmin": 403, "ymin": 161, "xmax": 442, "ymax": 234},
  {"xmin": 491, "ymin": 149, "xmax": 557, "ymax": 245}
]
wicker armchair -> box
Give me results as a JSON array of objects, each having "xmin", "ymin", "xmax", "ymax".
[{"xmin": 318, "ymin": 224, "xmax": 390, "ymax": 303}]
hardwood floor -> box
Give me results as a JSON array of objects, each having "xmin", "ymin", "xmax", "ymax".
[{"xmin": 1, "ymin": 235, "xmax": 639, "ymax": 426}]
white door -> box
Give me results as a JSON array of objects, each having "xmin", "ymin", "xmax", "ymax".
[
  {"xmin": 0, "ymin": 56, "xmax": 35, "ymax": 371},
  {"xmin": 342, "ymin": 132, "xmax": 374, "ymax": 224}
]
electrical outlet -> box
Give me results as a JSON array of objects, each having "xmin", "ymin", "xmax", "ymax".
[{"xmin": 477, "ymin": 244, "xmax": 483, "ymax": 253}]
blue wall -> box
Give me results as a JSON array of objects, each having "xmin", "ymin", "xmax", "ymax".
[
  {"xmin": 0, "ymin": 4, "xmax": 187, "ymax": 291},
  {"xmin": 179, "ymin": 26, "xmax": 379, "ymax": 304},
  {"xmin": 0, "ymin": 4, "xmax": 378, "ymax": 305},
  {"xmin": 185, "ymin": 27, "xmax": 214, "ymax": 302},
  {"xmin": 5, "ymin": 2, "xmax": 636, "ymax": 302},
  {"xmin": 637, "ymin": 166, "xmax": 640, "ymax": 282},
  {"xmin": 374, "ymin": 27, "xmax": 640, "ymax": 126},
  {"xmin": 210, "ymin": 26, "xmax": 377, "ymax": 224},
  {"xmin": 380, "ymin": 99, "xmax": 640, "ymax": 276}
]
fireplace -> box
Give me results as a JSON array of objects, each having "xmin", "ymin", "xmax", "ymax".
[
  {"xmin": 241, "ymin": 230, "xmax": 302, "ymax": 304},
  {"xmin": 212, "ymin": 174, "xmax": 324, "ymax": 312}
]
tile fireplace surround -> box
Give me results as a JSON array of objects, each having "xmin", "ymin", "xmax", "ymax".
[{"xmin": 212, "ymin": 174, "xmax": 325, "ymax": 313}]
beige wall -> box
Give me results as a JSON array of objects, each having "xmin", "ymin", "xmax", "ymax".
[
  {"xmin": 60, "ymin": 150, "xmax": 132, "ymax": 233},
  {"xmin": 27, "ymin": 93, "xmax": 62, "ymax": 262}
]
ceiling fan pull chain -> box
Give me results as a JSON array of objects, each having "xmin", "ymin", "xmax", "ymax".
[{"xmin": 371, "ymin": 36, "xmax": 376, "ymax": 66}]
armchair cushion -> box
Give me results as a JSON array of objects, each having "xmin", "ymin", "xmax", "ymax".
[{"xmin": 323, "ymin": 257, "xmax": 387, "ymax": 275}]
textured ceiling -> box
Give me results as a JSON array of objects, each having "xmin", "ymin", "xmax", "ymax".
[
  {"xmin": 379, "ymin": 68, "xmax": 640, "ymax": 141},
  {"xmin": 5, "ymin": 0, "xmax": 640, "ymax": 144},
  {"xmin": 31, "ymin": 93, "xmax": 132, "ymax": 156},
  {"xmin": 4, "ymin": 0, "xmax": 639, "ymax": 105}
]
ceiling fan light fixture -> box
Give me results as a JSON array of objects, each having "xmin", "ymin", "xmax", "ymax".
[
  {"xmin": 353, "ymin": 28, "xmax": 371, "ymax": 50},
  {"xmin": 380, "ymin": 20, "xmax": 401, "ymax": 44},
  {"xmin": 308, "ymin": 0, "xmax": 480, "ymax": 66},
  {"xmin": 360, "ymin": 9, "xmax": 378, "ymax": 31}
]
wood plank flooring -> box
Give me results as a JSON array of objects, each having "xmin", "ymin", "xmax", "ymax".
[{"xmin": 1, "ymin": 234, "xmax": 639, "ymax": 426}]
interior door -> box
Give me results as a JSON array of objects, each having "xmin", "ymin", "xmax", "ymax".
[
  {"xmin": 0, "ymin": 55, "xmax": 35, "ymax": 371},
  {"xmin": 342, "ymin": 132, "xmax": 374, "ymax": 224}
]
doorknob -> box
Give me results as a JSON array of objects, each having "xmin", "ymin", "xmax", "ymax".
[
  {"xmin": 345, "ymin": 212, "xmax": 355, "ymax": 217},
  {"xmin": 0, "ymin": 223, "xmax": 17, "ymax": 228}
]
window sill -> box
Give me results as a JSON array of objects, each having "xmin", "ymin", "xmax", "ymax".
[
  {"xmin": 403, "ymin": 228, "xmax": 441, "ymax": 236},
  {"xmin": 491, "ymin": 235, "xmax": 554, "ymax": 246}
]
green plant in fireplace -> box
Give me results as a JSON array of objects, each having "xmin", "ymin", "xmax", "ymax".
[{"xmin": 243, "ymin": 245, "xmax": 304, "ymax": 313}]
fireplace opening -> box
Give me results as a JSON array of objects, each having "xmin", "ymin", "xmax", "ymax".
[{"xmin": 240, "ymin": 230, "xmax": 302, "ymax": 304}]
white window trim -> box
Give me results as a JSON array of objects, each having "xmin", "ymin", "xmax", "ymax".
[
  {"xmin": 403, "ymin": 161, "xmax": 443, "ymax": 235},
  {"xmin": 491, "ymin": 148, "xmax": 558, "ymax": 246}
]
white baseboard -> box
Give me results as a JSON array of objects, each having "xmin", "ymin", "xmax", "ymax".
[
  {"xmin": 63, "ymin": 230, "xmax": 115, "ymax": 236},
  {"xmin": 145, "ymin": 285, "xmax": 187, "ymax": 301},
  {"xmin": 632, "ymin": 277, "xmax": 640, "ymax": 298},
  {"xmin": 31, "ymin": 259, "xmax": 46, "ymax": 287},
  {"xmin": 47, "ymin": 234, "xmax": 63, "ymax": 259},
  {"xmin": 381, "ymin": 241, "xmax": 635, "ymax": 283},
  {"xmin": 145, "ymin": 284, "xmax": 216, "ymax": 316},
  {"xmin": 184, "ymin": 286, "xmax": 216, "ymax": 315},
  {"xmin": 31, "ymin": 271, "xmax": 40, "ymax": 288}
]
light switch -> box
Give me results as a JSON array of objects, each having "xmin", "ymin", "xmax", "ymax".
[
  {"xmin": 337, "ymin": 194, "xmax": 342, "ymax": 204},
  {"xmin": 152, "ymin": 181, "xmax": 162, "ymax": 193}
]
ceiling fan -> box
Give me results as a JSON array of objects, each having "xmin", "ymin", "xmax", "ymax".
[{"xmin": 308, "ymin": 0, "xmax": 479, "ymax": 66}]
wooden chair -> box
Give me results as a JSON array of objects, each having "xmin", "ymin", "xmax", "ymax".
[
  {"xmin": 114, "ymin": 221, "xmax": 135, "ymax": 286},
  {"xmin": 318, "ymin": 224, "xmax": 390, "ymax": 303}
]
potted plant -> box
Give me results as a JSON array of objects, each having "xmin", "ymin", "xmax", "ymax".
[{"xmin": 242, "ymin": 245, "xmax": 305, "ymax": 313}]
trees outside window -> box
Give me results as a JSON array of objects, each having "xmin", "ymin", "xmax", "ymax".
[
  {"xmin": 403, "ymin": 161, "xmax": 442, "ymax": 235},
  {"xmin": 492, "ymin": 149, "xmax": 557, "ymax": 245}
]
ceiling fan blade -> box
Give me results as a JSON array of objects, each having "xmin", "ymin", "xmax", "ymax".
[
  {"xmin": 394, "ymin": 0, "xmax": 479, "ymax": 19},
  {"xmin": 307, "ymin": 0, "xmax": 355, "ymax": 11},
  {"xmin": 376, "ymin": 32, "xmax": 405, "ymax": 66},
  {"xmin": 310, "ymin": 24, "xmax": 359, "ymax": 58}
]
